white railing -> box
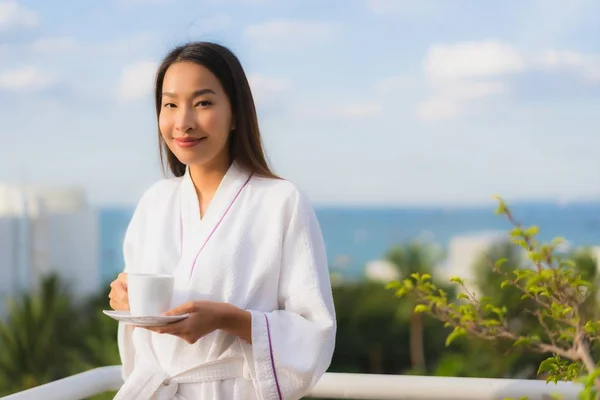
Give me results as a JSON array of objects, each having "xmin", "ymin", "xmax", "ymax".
[{"xmin": 1, "ymin": 366, "xmax": 583, "ymax": 400}]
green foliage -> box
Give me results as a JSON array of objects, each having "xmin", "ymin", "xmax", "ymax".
[
  {"xmin": 387, "ymin": 196, "xmax": 600, "ymax": 395},
  {"xmin": 0, "ymin": 274, "xmax": 120, "ymax": 397}
]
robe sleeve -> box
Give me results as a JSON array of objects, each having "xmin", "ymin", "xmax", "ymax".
[
  {"xmin": 246, "ymin": 187, "xmax": 337, "ymax": 400},
  {"xmin": 116, "ymin": 185, "xmax": 152, "ymax": 381}
]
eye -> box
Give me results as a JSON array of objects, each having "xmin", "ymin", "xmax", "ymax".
[
  {"xmin": 195, "ymin": 100, "xmax": 212, "ymax": 107},
  {"xmin": 163, "ymin": 103, "xmax": 176, "ymax": 108}
]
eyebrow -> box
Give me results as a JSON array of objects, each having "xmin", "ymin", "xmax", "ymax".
[{"xmin": 162, "ymin": 88, "xmax": 217, "ymax": 98}]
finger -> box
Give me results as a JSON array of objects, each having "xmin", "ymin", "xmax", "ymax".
[
  {"xmin": 110, "ymin": 299, "xmax": 122, "ymax": 310},
  {"xmin": 108, "ymin": 287, "xmax": 124, "ymax": 303},
  {"xmin": 118, "ymin": 272, "xmax": 128, "ymax": 288},
  {"xmin": 118, "ymin": 287, "xmax": 128, "ymax": 303},
  {"xmin": 164, "ymin": 301, "xmax": 196, "ymax": 316},
  {"xmin": 143, "ymin": 323, "xmax": 182, "ymax": 334}
]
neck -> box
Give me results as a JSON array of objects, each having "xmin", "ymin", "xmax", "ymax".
[{"xmin": 188, "ymin": 156, "xmax": 231, "ymax": 202}]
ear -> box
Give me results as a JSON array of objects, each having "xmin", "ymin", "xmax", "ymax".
[{"xmin": 230, "ymin": 115, "xmax": 236, "ymax": 131}]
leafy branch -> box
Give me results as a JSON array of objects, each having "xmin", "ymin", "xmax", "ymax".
[{"xmin": 386, "ymin": 196, "xmax": 600, "ymax": 398}]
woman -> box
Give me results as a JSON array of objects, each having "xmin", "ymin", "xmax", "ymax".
[{"xmin": 107, "ymin": 41, "xmax": 336, "ymax": 400}]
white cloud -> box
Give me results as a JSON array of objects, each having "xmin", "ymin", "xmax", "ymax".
[
  {"xmin": 416, "ymin": 98, "xmax": 460, "ymax": 121},
  {"xmin": 537, "ymin": 49, "xmax": 586, "ymax": 69},
  {"xmin": 244, "ymin": 19, "xmax": 339, "ymax": 51},
  {"xmin": 533, "ymin": 49, "xmax": 600, "ymax": 82},
  {"xmin": 367, "ymin": 0, "xmax": 398, "ymax": 14},
  {"xmin": 332, "ymin": 102, "xmax": 383, "ymax": 118},
  {"xmin": 417, "ymin": 81, "xmax": 508, "ymax": 121},
  {"xmin": 0, "ymin": 0, "xmax": 38, "ymax": 30},
  {"xmin": 296, "ymin": 101, "xmax": 383, "ymax": 119},
  {"xmin": 418, "ymin": 40, "xmax": 600, "ymax": 121},
  {"xmin": 0, "ymin": 66, "xmax": 54, "ymax": 91},
  {"xmin": 424, "ymin": 41, "xmax": 600, "ymax": 87},
  {"xmin": 31, "ymin": 37, "xmax": 77, "ymax": 53},
  {"xmin": 247, "ymin": 74, "xmax": 291, "ymax": 106},
  {"xmin": 0, "ymin": 36, "xmax": 77, "ymax": 57},
  {"xmin": 375, "ymin": 75, "xmax": 415, "ymax": 93},
  {"xmin": 367, "ymin": 0, "xmax": 418, "ymax": 14},
  {"xmin": 417, "ymin": 40, "xmax": 520, "ymax": 121},
  {"xmin": 436, "ymin": 80, "xmax": 508, "ymax": 101},
  {"xmin": 117, "ymin": 61, "xmax": 157, "ymax": 102},
  {"xmin": 367, "ymin": 0, "xmax": 441, "ymax": 15},
  {"xmin": 584, "ymin": 65, "xmax": 600, "ymax": 82},
  {"xmin": 115, "ymin": 0, "xmax": 174, "ymax": 5},
  {"xmin": 424, "ymin": 40, "xmax": 525, "ymax": 81},
  {"xmin": 97, "ymin": 33, "xmax": 156, "ymax": 57},
  {"xmin": 187, "ymin": 13, "xmax": 233, "ymax": 37},
  {"xmin": 206, "ymin": 0, "xmax": 271, "ymax": 4}
]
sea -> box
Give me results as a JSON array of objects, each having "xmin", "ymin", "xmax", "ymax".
[{"xmin": 98, "ymin": 202, "xmax": 600, "ymax": 285}]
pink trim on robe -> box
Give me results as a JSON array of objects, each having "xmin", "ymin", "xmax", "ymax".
[{"xmin": 264, "ymin": 313, "xmax": 283, "ymax": 400}]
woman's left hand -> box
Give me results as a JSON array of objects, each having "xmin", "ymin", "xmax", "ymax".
[{"xmin": 142, "ymin": 300, "xmax": 229, "ymax": 344}]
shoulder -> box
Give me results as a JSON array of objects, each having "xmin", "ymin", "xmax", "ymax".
[{"xmin": 249, "ymin": 175, "xmax": 315, "ymax": 214}]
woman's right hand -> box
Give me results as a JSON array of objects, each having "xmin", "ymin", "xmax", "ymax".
[{"xmin": 109, "ymin": 272, "xmax": 129, "ymax": 311}]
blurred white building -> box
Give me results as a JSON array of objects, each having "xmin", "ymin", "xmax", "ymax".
[
  {"xmin": 364, "ymin": 259, "xmax": 399, "ymax": 283},
  {"xmin": 0, "ymin": 184, "xmax": 99, "ymax": 308},
  {"xmin": 438, "ymin": 231, "xmax": 507, "ymax": 295}
]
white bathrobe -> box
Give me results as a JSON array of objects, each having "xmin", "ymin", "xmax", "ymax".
[{"xmin": 114, "ymin": 161, "xmax": 337, "ymax": 400}]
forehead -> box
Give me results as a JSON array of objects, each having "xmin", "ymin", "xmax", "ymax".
[{"xmin": 162, "ymin": 61, "xmax": 221, "ymax": 93}]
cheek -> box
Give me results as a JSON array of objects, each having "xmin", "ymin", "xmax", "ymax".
[
  {"xmin": 201, "ymin": 109, "xmax": 232, "ymax": 137},
  {"xmin": 158, "ymin": 114, "xmax": 172, "ymax": 138}
]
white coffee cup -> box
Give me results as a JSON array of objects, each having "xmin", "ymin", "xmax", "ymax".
[{"xmin": 128, "ymin": 273, "xmax": 174, "ymax": 316}]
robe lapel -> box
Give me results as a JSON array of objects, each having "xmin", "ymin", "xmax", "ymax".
[
  {"xmin": 179, "ymin": 167, "xmax": 202, "ymax": 254},
  {"xmin": 176, "ymin": 161, "xmax": 252, "ymax": 285}
]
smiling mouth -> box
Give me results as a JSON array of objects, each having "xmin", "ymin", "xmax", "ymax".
[{"xmin": 174, "ymin": 137, "xmax": 206, "ymax": 148}]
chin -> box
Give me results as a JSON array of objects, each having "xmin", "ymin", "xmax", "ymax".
[{"xmin": 173, "ymin": 152, "xmax": 215, "ymax": 168}]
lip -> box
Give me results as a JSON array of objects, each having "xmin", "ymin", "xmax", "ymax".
[{"xmin": 174, "ymin": 137, "xmax": 206, "ymax": 148}]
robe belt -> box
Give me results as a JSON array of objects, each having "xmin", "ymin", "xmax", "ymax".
[{"xmin": 114, "ymin": 357, "xmax": 249, "ymax": 400}]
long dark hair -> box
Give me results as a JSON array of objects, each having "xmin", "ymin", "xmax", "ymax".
[{"xmin": 154, "ymin": 41, "xmax": 279, "ymax": 179}]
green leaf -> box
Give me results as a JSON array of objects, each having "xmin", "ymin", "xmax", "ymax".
[
  {"xmin": 449, "ymin": 276, "xmax": 464, "ymax": 285},
  {"xmin": 495, "ymin": 258, "xmax": 508, "ymax": 268},
  {"xmin": 510, "ymin": 227, "xmax": 524, "ymax": 237},
  {"xmin": 500, "ymin": 280, "xmax": 511, "ymax": 289},
  {"xmin": 538, "ymin": 357, "xmax": 557, "ymax": 375},
  {"xmin": 525, "ymin": 226, "xmax": 540, "ymax": 237},
  {"xmin": 512, "ymin": 239, "xmax": 528, "ymax": 249},
  {"xmin": 414, "ymin": 304, "xmax": 429, "ymax": 313},
  {"xmin": 457, "ymin": 293, "xmax": 468, "ymax": 300},
  {"xmin": 481, "ymin": 319, "xmax": 501, "ymax": 327},
  {"xmin": 385, "ymin": 281, "xmax": 401, "ymax": 290},
  {"xmin": 513, "ymin": 337, "xmax": 530, "ymax": 346},
  {"xmin": 445, "ymin": 326, "xmax": 466, "ymax": 347}
]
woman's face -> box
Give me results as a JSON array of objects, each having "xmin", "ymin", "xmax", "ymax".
[{"xmin": 159, "ymin": 61, "xmax": 234, "ymax": 170}]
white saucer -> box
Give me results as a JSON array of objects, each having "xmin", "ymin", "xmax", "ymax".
[{"xmin": 102, "ymin": 310, "xmax": 189, "ymax": 326}]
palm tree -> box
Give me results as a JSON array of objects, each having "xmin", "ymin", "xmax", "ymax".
[
  {"xmin": 385, "ymin": 240, "xmax": 443, "ymax": 373},
  {"xmin": 78, "ymin": 286, "xmax": 121, "ymax": 368},
  {"xmin": 0, "ymin": 273, "xmax": 84, "ymax": 395},
  {"xmin": 0, "ymin": 273, "xmax": 123, "ymax": 397}
]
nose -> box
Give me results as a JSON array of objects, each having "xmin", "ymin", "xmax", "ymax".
[{"xmin": 174, "ymin": 106, "xmax": 196, "ymax": 133}]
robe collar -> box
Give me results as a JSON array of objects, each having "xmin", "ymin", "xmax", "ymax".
[
  {"xmin": 177, "ymin": 160, "xmax": 252, "ymax": 283},
  {"xmin": 180, "ymin": 160, "xmax": 251, "ymax": 226}
]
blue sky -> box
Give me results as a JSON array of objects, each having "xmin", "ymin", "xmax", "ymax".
[{"xmin": 1, "ymin": 0, "xmax": 599, "ymax": 206}]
